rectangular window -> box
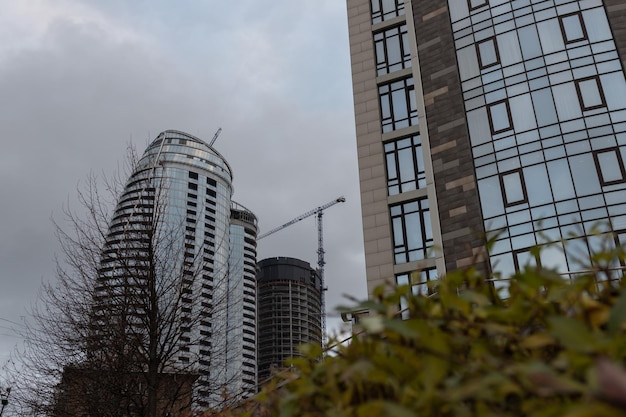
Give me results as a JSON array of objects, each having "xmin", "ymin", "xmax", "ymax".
[
  {"xmin": 189, "ymin": 171, "xmax": 199, "ymax": 180},
  {"xmin": 476, "ymin": 37, "xmax": 500, "ymax": 69},
  {"xmin": 559, "ymin": 12, "xmax": 588, "ymax": 44},
  {"xmin": 379, "ymin": 78, "xmax": 418, "ymax": 133},
  {"xmin": 188, "ymin": 182, "xmax": 198, "ymax": 191},
  {"xmin": 371, "ymin": 0, "xmax": 405, "ymax": 24},
  {"xmin": 396, "ymin": 268, "xmax": 437, "ymax": 319},
  {"xmin": 499, "ymin": 169, "xmax": 528, "ymax": 207},
  {"xmin": 513, "ymin": 248, "xmax": 541, "ymax": 271},
  {"xmin": 384, "ymin": 135, "xmax": 426, "ymax": 195},
  {"xmin": 614, "ymin": 230, "xmax": 626, "ymax": 267},
  {"xmin": 593, "ymin": 148, "xmax": 626, "ymax": 186},
  {"xmin": 575, "ymin": 76, "xmax": 606, "ymax": 111},
  {"xmin": 468, "ymin": 0, "xmax": 488, "ymax": 11},
  {"xmin": 390, "ymin": 199, "xmax": 433, "ymax": 264},
  {"xmin": 487, "ymin": 99, "xmax": 513, "ymax": 134},
  {"xmin": 374, "ymin": 24, "xmax": 411, "ymax": 76}
]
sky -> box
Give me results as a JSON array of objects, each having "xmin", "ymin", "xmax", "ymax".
[{"xmin": 0, "ymin": 0, "xmax": 366, "ymax": 379}]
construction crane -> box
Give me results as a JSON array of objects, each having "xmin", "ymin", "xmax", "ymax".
[
  {"xmin": 209, "ymin": 127, "xmax": 222, "ymax": 147},
  {"xmin": 258, "ymin": 196, "xmax": 346, "ymax": 342}
]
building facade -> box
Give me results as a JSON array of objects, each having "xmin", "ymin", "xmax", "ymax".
[
  {"xmin": 94, "ymin": 130, "xmax": 257, "ymax": 410},
  {"xmin": 256, "ymin": 257, "xmax": 322, "ymax": 384},
  {"xmin": 346, "ymin": 0, "xmax": 626, "ymax": 294}
]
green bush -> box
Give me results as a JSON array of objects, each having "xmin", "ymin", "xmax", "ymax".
[{"xmin": 217, "ymin": 240, "xmax": 626, "ymax": 417}]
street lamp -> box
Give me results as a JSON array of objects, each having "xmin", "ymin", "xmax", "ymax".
[{"xmin": 0, "ymin": 387, "xmax": 10, "ymax": 417}]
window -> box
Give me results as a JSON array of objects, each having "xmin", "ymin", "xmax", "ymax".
[
  {"xmin": 593, "ymin": 148, "xmax": 626, "ymax": 186},
  {"xmin": 575, "ymin": 76, "xmax": 606, "ymax": 111},
  {"xmin": 379, "ymin": 78, "xmax": 418, "ymax": 133},
  {"xmin": 188, "ymin": 182, "xmax": 198, "ymax": 191},
  {"xmin": 559, "ymin": 12, "xmax": 588, "ymax": 44},
  {"xmin": 374, "ymin": 25, "xmax": 411, "ymax": 76},
  {"xmin": 476, "ymin": 37, "xmax": 500, "ymax": 69},
  {"xmin": 189, "ymin": 171, "xmax": 199, "ymax": 180},
  {"xmin": 390, "ymin": 199, "xmax": 433, "ymax": 264},
  {"xmin": 396, "ymin": 268, "xmax": 437, "ymax": 319},
  {"xmin": 487, "ymin": 99, "xmax": 513, "ymax": 134},
  {"xmin": 499, "ymin": 169, "xmax": 528, "ymax": 207},
  {"xmin": 613, "ymin": 230, "xmax": 626, "ymax": 267},
  {"xmin": 384, "ymin": 135, "xmax": 426, "ymax": 195},
  {"xmin": 468, "ymin": 0, "xmax": 488, "ymax": 11},
  {"xmin": 513, "ymin": 248, "xmax": 541, "ymax": 271},
  {"xmin": 371, "ymin": 0, "xmax": 405, "ymax": 24}
]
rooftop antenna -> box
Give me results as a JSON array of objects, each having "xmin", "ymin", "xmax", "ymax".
[{"xmin": 209, "ymin": 127, "xmax": 222, "ymax": 147}]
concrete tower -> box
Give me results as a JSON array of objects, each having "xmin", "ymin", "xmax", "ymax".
[{"xmin": 256, "ymin": 257, "xmax": 322, "ymax": 384}]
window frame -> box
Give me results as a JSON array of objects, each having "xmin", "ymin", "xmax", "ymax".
[
  {"xmin": 476, "ymin": 36, "xmax": 500, "ymax": 69},
  {"xmin": 593, "ymin": 147, "xmax": 626, "ymax": 186},
  {"xmin": 390, "ymin": 199, "xmax": 433, "ymax": 264},
  {"xmin": 384, "ymin": 134, "xmax": 427, "ymax": 195},
  {"xmin": 467, "ymin": 0, "xmax": 488, "ymax": 11},
  {"xmin": 378, "ymin": 77, "xmax": 418, "ymax": 133},
  {"xmin": 487, "ymin": 99, "xmax": 514, "ymax": 135},
  {"xmin": 396, "ymin": 268, "xmax": 437, "ymax": 318},
  {"xmin": 574, "ymin": 76, "xmax": 606, "ymax": 111},
  {"xmin": 374, "ymin": 24, "xmax": 411, "ymax": 76},
  {"xmin": 558, "ymin": 11, "xmax": 588, "ymax": 44},
  {"xmin": 512, "ymin": 247, "xmax": 542, "ymax": 272},
  {"xmin": 370, "ymin": 0, "xmax": 405, "ymax": 24},
  {"xmin": 498, "ymin": 168, "xmax": 528, "ymax": 207}
]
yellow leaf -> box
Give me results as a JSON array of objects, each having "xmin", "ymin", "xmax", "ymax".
[{"xmin": 521, "ymin": 333, "xmax": 556, "ymax": 349}]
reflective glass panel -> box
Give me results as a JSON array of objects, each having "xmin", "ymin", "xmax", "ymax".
[
  {"xmin": 374, "ymin": 25, "xmax": 411, "ymax": 76},
  {"xmin": 384, "ymin": 134, "xmax": 428, "ymax": 195},
  {"xmin": 560, "ymin": 13, "xmax": 587, "ymax": 44},
  {"xmin": 500, "ymin": 170, "xmax": 527, "ymax": 206},
  {"xmin": 488, "ymin": 100, "xmax": 513, "ymax": 133},
  {"xmin": 594, "ymin": 149, "xmax": 626, "ymax": 185},
  {"xmin": 390, "ymin": 199, "xmax": 433, "ymax": 263},
  {"xmin": 576, "ymin": 77, "xmax": 605, "ymax": 110},
  {"xmin": 477, "ymin": 38, "xmax": 499, "ymax": 69}
]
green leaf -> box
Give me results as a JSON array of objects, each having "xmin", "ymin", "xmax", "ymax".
[
  {"xmin": 547, "ymin": 316, "xmax": 597, "ymax": 353},
  {"xmin": 607, "ymin": 290, "xmax": 626, "ymax": 335},
  {"xmin": 356, "ymin": 400, "xmax": 416, "ymax": 417}
]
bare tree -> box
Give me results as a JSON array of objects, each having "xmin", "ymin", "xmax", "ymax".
[{"xmin": 7, "ymin": 147, "xmax": 252, "ymax": 417}]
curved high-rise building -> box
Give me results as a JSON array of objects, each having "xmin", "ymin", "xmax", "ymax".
[
  {"xmin": 93, "ymin": 130, "xmax": 256, "ymax": 410},
  {"xmin": 256, "ymin": 257, "xmax": 322, "ymax": 384},
  {"xmin": 346, "ymin": 0, "xmax": 626, "ymax": 294}
]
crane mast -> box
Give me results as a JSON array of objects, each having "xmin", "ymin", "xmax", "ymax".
[{"xmin": 258, "ymin": 196, "xmax": 346, "ymax": 344}]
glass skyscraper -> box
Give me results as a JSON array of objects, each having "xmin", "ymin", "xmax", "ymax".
[
  {"xmin": 346, "ymin": 0, "xmax": 626, "ymax": 293},
  {"xmin": 94, "ymin": 130, "xmax": 257, "ymax": 409}
]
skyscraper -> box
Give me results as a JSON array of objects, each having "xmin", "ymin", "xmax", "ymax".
[
  {"xmin": 346, "ymin": 0, "xmax": 626, "ymax": 294},
  {"xmin": 256, "ymin": 257, "xmax": 322, "ymax": 384},
  {"xmin": 94, "ymin": 130, "xmax": 256, "ymax": 410}
]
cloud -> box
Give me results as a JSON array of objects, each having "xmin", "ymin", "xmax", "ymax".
[{"xmin": 0, "ymin": 0, "xmax": 366, "ymax": 368}]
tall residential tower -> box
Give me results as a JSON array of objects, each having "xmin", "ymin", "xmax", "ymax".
[
  {"xmin": 346, "ymin": 0, "xmax": 626, "ymax": 293},
  {"xmin": 94, "ymin": 130, "xmax": 256, "ymax": 410}
]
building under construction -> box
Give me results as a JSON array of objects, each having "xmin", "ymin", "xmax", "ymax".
[{"xmin": 256, "ymin": 257, "xmax": 322, "ymax": 384}]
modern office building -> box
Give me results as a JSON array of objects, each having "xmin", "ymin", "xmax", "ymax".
[
  {"xmin": 346, "ymin": 0, "xmax": 626, "ymax": 294},
  {"xmin": 256, "ymin": 257, "xmax": 322, "ymax": 384},
  {"xmin": 94, "ymin": 130, "xmax": 257, "ymax": 410}
]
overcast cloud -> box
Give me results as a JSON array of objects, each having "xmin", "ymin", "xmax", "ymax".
[{"xmin": 0, "ymin": 0, "xmax": 366, "ymax": 375}]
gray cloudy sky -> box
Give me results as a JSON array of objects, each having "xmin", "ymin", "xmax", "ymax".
[{"xmin": 0, "ymin": 1, "xmax": 366, "ymax": 372}]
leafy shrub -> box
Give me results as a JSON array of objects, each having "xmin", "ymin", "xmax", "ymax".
[{"xmin": 215, "ymin": 240, "xmax": 626, "ymax": 417}]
